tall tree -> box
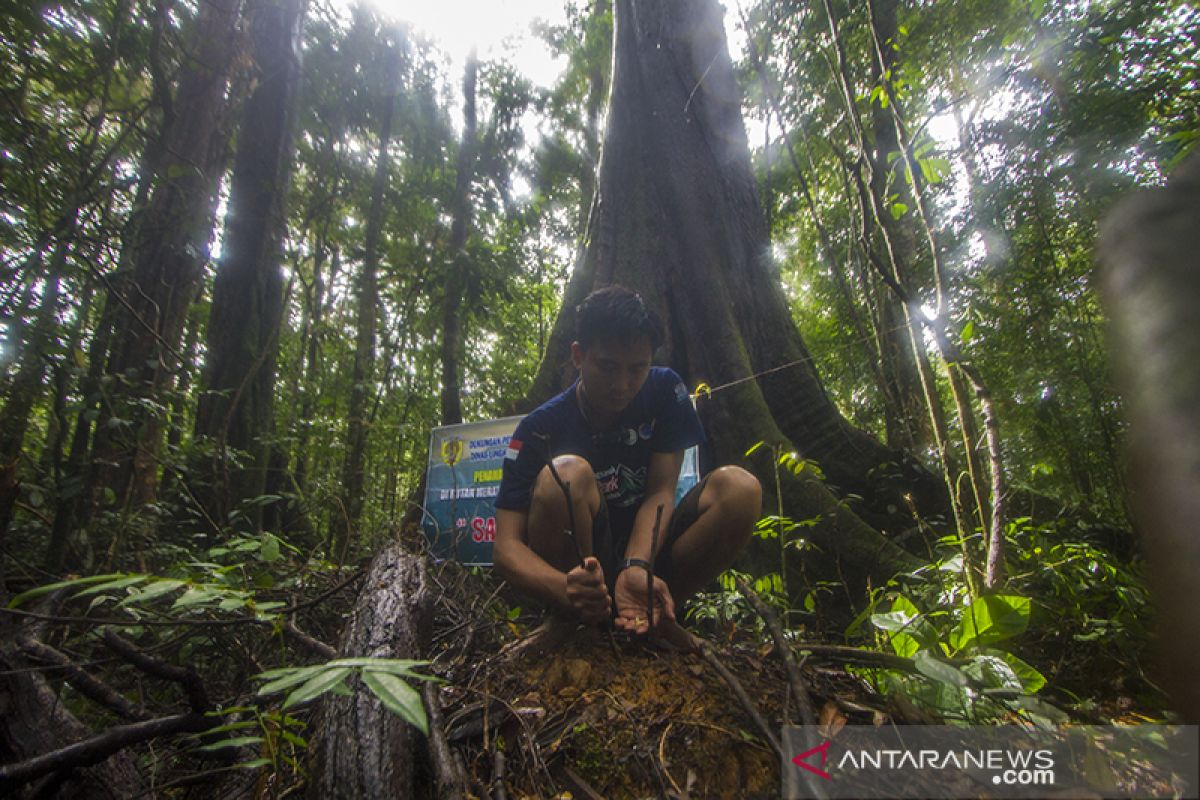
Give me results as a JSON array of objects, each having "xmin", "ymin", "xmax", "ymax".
[
  {"xmin": 439, "ymin": 52, "xmax": 479, "ymax": 426},
  {"xmin": 90, "ymin": 0, "xmax": 243, "ymax": 514},
  {"xmin": 334, "ymin": 25, "xmax": 406, "ymax": 559},
  {"xmin": 193, "ymin": 0, "xmax": 307, "ymax": 531},
  {"xmin": 525, "ymin": 0, "xmax": 928, "ymax": 588}
]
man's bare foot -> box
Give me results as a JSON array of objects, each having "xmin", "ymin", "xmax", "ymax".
[
  {"xmin": 498, "ymin": 616, "xmax": 578, "ymax": 662},
  {"xmin": 649, "ymin": 617, "xmax": 701, "ymax": 652}
]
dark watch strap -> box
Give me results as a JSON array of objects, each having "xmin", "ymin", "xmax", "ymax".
[{"xmin": 619, "ymin": 557, "xmax": 654, "ymax": 575}]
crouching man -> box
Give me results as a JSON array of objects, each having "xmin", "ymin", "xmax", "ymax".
[{"xmin": 493, "ymin": 286, "xmax": 762, "ymax": 650}]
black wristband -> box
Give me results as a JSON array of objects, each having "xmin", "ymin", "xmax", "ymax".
[{"xmin": 618, "ymin": 557, "xmax": 653, "ymax": 575}]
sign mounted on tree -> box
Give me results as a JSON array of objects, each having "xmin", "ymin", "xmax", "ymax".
[{"xmin": 422, "ymin": 417, "xmax": 701, "ymax": 566}]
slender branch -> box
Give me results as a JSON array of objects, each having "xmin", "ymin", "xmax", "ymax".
[
  {"xmin": 736, "ymin": 581, "xmax": 816, "ymax": 727},
  {"xmin": 423, "ymin": 682, "xmax": 469, "ymax": 799},
  {"xmin": 0, "ymin": 712, "xmax": 211, "ymax": 792},
  {"xmin": 16, "ymin": 636, "xmax": 150, "ymax": 722},
  {"xmin": 699, "ymin": 644, "xmax": 781, "ymax": 757},
  {"xmin": 101, "ymin": 629, "xmax": 209, "ymax": 712},
  {"xmin": 279, "ymin": 619, "xmax": 335, "ymax": 660}
]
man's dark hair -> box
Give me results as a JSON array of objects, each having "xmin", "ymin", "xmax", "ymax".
[{"xmin": 575, "ymin": 286, "xmax": 665, "ymax": 352}]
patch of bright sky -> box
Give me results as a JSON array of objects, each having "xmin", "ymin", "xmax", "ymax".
[{"xmin": 353, "ymin": 0, "xmax": 570, "ymax": 90}]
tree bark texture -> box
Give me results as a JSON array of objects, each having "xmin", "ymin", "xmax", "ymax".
[
  {"xmin": 307, "ymin": 544, "xmax": 433, "ymax": 798},
  {"xmin": 523, "ymin": 0, "xmax": 922, "ymax": 586},
  {"xmin": 90, "ymin": 0, "xmax": 242, "ymax": 511},
  {"xmin": 193, "ymin": 0, "xmax": 306, "ymax": 531},
  {"xmin": 1099, "ymin": 153, "xmax": 1200, "ymax": 724}
]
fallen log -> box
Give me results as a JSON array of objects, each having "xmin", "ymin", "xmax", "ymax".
[{"xmin": 307, "ymin": 541, "xmax": 433, "ymax": 798}]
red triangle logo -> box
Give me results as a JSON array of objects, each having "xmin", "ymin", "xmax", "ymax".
[{"xmin": 791, "ymin": 739, "xmax": 833, "ymax": 780}]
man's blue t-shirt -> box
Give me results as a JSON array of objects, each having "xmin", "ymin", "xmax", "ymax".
[{"xmin": 495, "ymin": 367, "xmax": 705, "ymax": 537}]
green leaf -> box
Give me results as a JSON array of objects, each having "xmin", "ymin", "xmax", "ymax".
[
  {"xmin": 961, "ymin": 320, "xmax": 976, "ymax": 344},
  {"xmin": 913, "ymin": 650, "xmax": 970, "ymax": 687},
  {"xmin": 325, "ymin": 658, "xmax": 430, "ymax": 674},
  {"xmin": 997, "ymin": 651, "xmax": 1046, "ymax": 694},
  {"xmin": 257, "ymin": 664, "xmax": 329, "ymax": 696},
  {"xmin": 919, "ymin": 156, "xmax": 952, "ymax": 185},
  {"xmin": 172, "ymin": 586, "xmax": 222, "ymax": 609},
  {"xmin": 362, "ymin": 669, "xmax": 428, "ymax": 734},
  {"xmin": 283, "ymin": 666, "xmax": 353, "ymax": 709},
  {"xmin": 889, "ymin": 201, "xmax": 909, "ymax": 220},
  {"xmin": 870, "ymin": 595, "xmax": 935, "ymax": 657},
  {"xmin": 238, "ymin": 758, "xmax": 274, "ymax": 769},
  {"xmin": 118, "ymin": 579, "xmax": 185, "ymax": 607},
  {"xmin": 198, "ymin": 735, "xmax": 264, "ymax": 752},
  {"xmin": 8, "ymin": 573, "xmax": 126, "ymax": 608},
  {"xmin": 74, "ymin": 575, "xmax": 152, "ymax": 599},
  {"xmin": 948, "ymin": 595, "xmax": 1031, "ymax": 652},
  {"xmin": 260, "ymin": 534, "xmax": 281, "ymax": 563},
  {"xmin": 744, "ymin": 441, "xmax": 766, "ymax": 457}
]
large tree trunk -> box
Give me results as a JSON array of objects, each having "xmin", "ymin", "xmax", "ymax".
[
  {"xmin": 193, "ymin": 0, "xmax": 306, "ymax": 532},
  {"xmin": 1099, "ymin": 153, "xmax": 1200, "ymax": 724},
  {"xmin": 90, "ymin": 0, "xmax": 242, "ymax": 514},
  {"xmin": 307, "ymin": 544, "xmax": 432, "ymax": 797},
  {"xmin": 524, "ymin": 0, "xmax": 923, "ymax": 588}
]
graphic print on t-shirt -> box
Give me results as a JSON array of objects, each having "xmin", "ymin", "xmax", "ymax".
[{"xmin": 595, "ymin": 463, "xmax": 647, "ymax": 508}]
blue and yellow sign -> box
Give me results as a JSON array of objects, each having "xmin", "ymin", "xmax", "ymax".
[{"xmin": 422, "ymin": 416, "xmax": 524, "ymax": 565}]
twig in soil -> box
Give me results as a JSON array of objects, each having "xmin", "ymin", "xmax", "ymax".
[
  {"xmin": 648, "ymin": 504, "xmax": 663, "ymax": 639},
  {"xmin": 424, "ymin": 682, "xmax": 469, "ymax": 799},
  {"xmin": 699, "ymin": 644, "xmax": 782, "ymax": 757},
  {"xmin": 491, "ymin": 748, "xmax": 506, "ymax": 800},
  {"xmin": 537, "ymin": 437, "xmax": 585, "ymax": 568},
  {"xmin": 658, "ymin": 722, "xmax": 686, "ymax": 798},
  {"xmin": 736, "ymin": 579, "xmax": 817, "ymax": 727}
]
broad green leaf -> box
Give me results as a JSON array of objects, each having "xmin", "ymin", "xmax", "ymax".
[
  {"xmin": 9, "ymin": 573, "xmax": 126, "ymax": 608},
  {"xmin": 961, "ymin": 320, "xmax": 976, "ymax": 343},
  {"xmin": 913, "ymin": 650, "xmax": 970, "ymax": 687},
  {"xmin": 871, "ymin": 596, "xmax": 935, "ymax": 657},
  {"xmin": 964, "ymin": 653, "xmax": 1022, "ymax": 691},
  {"xmin": 260, "ymin": 534, "xmax": 281, "ymax": 563},
  {"xmin": 362, "ymin": 669, "xmax": 428, "ymax": 734},
  {"xmin": 118, "ymin": 579, "xmax": 186, "ymax": 607},
  {"xmin": 919, "ymin": 156, "xmax": 952, "ymax": 184},
  {"xmin": 173, "ymin": 586, "xmax": 222, "ymax": 609},
  {"xmin": 283, "ymin": 666, "xmax": 353, "ymax": 709},
  {"xmin": 948, "ymin": 595, "xmax": 1031, "ymax": 652},
  {"xmin": 997, "ymin": 652, "xmax": 1046, "ymax": 694},
  {"xmin": 238, "ymin": 758, "xmax": 274, "ymax": 769}
]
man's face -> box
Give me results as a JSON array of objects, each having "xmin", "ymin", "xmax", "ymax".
[{"xmin": 571, "ymin": 336, "xmax": 653, "ymax": 416}]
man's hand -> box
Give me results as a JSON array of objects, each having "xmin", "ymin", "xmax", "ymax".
[
  {"xmin": 613, "ymin": 565, "xmax": 675, "ymax": 635},
  {"xmin": 564, "ymin": 557, "xmax": 611, "ymax": 625}
]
